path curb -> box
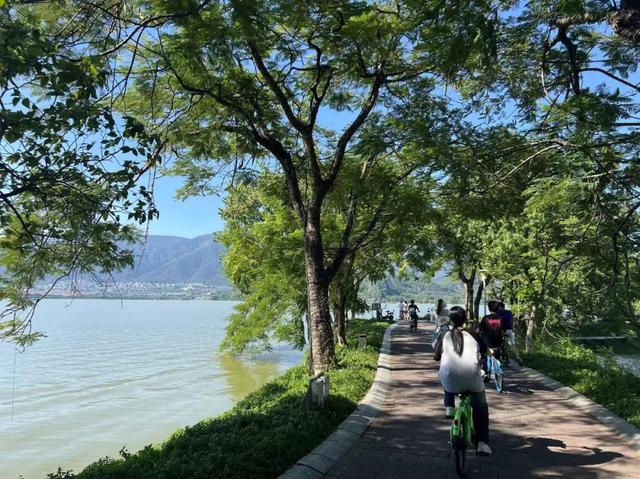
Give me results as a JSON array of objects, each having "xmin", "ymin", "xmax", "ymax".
[
  {"xmin": 520, "ymin": 366, "xmax": 640, "ymax": 450},
  {"xmin": 279, "ymin": 323, "xmax": 397, "ymax": 479}
]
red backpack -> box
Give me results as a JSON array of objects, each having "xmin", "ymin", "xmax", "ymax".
[{"xmin": 485, "ymin": 314, "xmax": 503, "ymax": 347}]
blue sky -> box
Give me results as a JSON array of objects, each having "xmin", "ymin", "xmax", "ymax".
[
  {"xmin": 145, "ymin": 12, "xmax": 640, "ymax": 239},
  {"xmin": 149, "ymin": 175, "xmax": 225, "ymax": 238},
  {"xmin": 149, "ymin": 105, "xmax": 358, "ymax": 238}
]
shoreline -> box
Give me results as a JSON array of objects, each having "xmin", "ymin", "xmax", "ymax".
[
  {"xmin": 26, "ymin": 295, "xmax": 242, "ymax": 301},
  {"xmin": 41, "ymin": 319, "xmax": 390, "ymax": 479}
]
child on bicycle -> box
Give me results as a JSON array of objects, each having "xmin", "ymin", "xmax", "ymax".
[{"xmin": 433, "ymin": 306, "xmax": 492, "ymax": 456}]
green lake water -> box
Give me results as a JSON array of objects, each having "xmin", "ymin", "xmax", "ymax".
[{"xmin": 0, "ymin": 299, "xmax": 302, "ymax": 479}]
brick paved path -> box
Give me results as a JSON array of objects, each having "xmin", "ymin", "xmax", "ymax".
[{"xmin": 325, "ymin": 322, "xmax": 639, "ymax": 478}]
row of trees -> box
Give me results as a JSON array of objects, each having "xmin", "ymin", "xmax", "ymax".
[{"xmin": 2, "ymin": 1, "xmax": 640, "ymax": 370}]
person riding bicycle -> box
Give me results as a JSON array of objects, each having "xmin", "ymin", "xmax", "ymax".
[
  {"xmin": 434, "ymin": 306, "xmax": 492, "ymax": 456},
  {"xmin": 478, "ymin": 300, "xmax": 506, "ymax": 378},
  {"xmin": 407, "ymin": 300, "xmax": 420, "ymax": 329},
  {"xmin": 497, "ymin": 301, "xmax": 523, "ymax": 366},
  {"xmin": 431, "ymin": 299, "xmax": 449, "ymax": 348},
  {"xmin": 408, "ymin": 300, "xmax": 420, "ymax": 320},
  {"xmin": 478, "ymin": 300, "xmax": 505, "ymax": 349}
]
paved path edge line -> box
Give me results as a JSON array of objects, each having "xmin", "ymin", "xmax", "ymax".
[
  {"xmin": 278, "ymin": 323, "xmax": 398, "ymax": 479},
  {"xmin": 520, "ymin": 366, "xmax": 640, "ymax": 450}
]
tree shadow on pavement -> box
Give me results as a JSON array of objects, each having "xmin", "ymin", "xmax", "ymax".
[{"xmin": 327, "ymin": 323, "xmax": 636, "ymax": 479}]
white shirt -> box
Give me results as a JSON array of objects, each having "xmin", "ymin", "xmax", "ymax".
[
  {"xmin": 438, "ymin": 330, "xmax": 485, "ymax": 393},
  {"xmin": 431, "ymin": 307, "xmax": 450, "ymax": 324}
]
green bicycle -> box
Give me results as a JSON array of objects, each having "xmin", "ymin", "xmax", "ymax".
[{"xmin": 450, "ymin": 392, "xmax": 474, "ymax": 477}]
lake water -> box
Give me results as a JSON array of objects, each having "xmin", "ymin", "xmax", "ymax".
[{"xmin": 0, "ymin": 300, "xmax": 302, "ymax": 479}]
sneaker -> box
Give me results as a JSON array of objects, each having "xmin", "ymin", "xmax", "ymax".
[
  {"xmin": 477, "ymin": 442, "xmax": 492, "ymax": 456},
  {"xmin": 445, "ymin": 407, "xmax": 455, "ymax": 418}
]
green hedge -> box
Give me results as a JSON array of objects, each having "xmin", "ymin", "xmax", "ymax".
[
  {"xmin": 523, "ymin": 339, "xmax": 640, "ymax": 428},
  {"xmin": 48, "ymin": 320, "xmax": 390, "ymax": 479}
]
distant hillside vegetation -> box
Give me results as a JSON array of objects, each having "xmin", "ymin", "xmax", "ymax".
[
  {"xmin": 110, "ymin": 235, "xmax": 460, "ymax": 298},
  {"xmin": 36, "ymin": 234, "xmax": 462, "ymax": 301},
  {"xmin": 110, "ymin": 234, "xmax": 229, "ymax": 286},
  {"xmin": 361, "ymin": 271, "xmax": 464, "ymax": 304}
]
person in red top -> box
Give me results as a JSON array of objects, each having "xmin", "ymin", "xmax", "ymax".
[{"xmin": 478, "ymin": 300, "xmax": 504, "ymax": 349}]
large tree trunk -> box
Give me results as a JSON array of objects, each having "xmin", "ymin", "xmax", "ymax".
[
  {"xmin": 459, "ymin": 266, "xmax": 477, "ymax": 322},
  {"xmin": 474, "ymin": 281, "xmax": 484, "ymax": 320},
  {"xmin": 333, "ymin": 297, "xmax": 347, "ymax": 346},
  {"xmin": 307, "ymin": 274, "xmax": 336, "ymax": 372},
  {"xmin": 305, "ymin": 308, "xmax": 313, "ymax": 374},
  {"xmin": 525, "ymin": 305, "xmax": 537, "ymax": 352},
  {"xmin": 305, "ymin": 223, "xmax": 336, "ymax": 373},
  {"xmin": 333, "ymin": 253, "xmax": 357, "ymax": 347},
  {"xmin": 463, "ymin": 280, "xmax": 474, "ymax": 321},
  {"xmin": 330, "ymin": 285, "xmax": 348, "ymax": 347}
]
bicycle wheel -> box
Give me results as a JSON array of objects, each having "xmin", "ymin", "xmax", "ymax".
[{"xmin": 454, "ymin": 418, "xmax": 467, "ymax": 476}]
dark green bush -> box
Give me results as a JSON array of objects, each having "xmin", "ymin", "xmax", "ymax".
[
  {"xmin": 48, "ymin": 320, "xmax": 389, "ymax": 479},
  {"xmin": 523, "ymin": 338, "xmax": 640, "ymax": 427}
]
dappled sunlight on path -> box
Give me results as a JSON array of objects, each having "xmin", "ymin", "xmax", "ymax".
[{"xmin": 325, "ymin": 321, "xmax": 638, "ymax": 478}]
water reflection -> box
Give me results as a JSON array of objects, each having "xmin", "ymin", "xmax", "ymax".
[
  {"xmin": 218, "ymin": 354, "xmax": 283, "ymax": 403},
  {"xmin": 0, "ymin": 300, "xmax": 302, "ymax": 479}
]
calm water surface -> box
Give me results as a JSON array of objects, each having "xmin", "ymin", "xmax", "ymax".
[{"xmin": 0, "ymin": 300, "xmax": 302, "ymax": 479}]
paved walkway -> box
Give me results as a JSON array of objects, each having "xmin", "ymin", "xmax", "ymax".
[{"xmin": 325, "ymin": 322, "xmax": 639, "ymax": 478}]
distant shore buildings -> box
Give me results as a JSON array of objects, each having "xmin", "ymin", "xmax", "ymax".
[{"xmin": 31, "ymin": 281, "xmax": 239, "ymax": 300}]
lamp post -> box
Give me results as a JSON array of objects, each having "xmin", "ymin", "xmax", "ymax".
[{"xmin": 478, "ymin": 269, "xmax": 491, "ymax": 317}]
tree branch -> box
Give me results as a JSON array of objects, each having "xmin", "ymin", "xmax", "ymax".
[
  {"xmin": 581, "ymin": 67, "xmax": 640, "ymax": 92},
  {"xmin": 327, "ymin": 76, "xmax": 383, "ymax": 186},
  {"xmin": 247, "ymin": 41, "xmax": 308, "ymax": 133}
]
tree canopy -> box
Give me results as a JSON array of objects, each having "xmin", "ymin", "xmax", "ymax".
[
  {"xmin": 0, "ymin": 3, "xmax": 160, "ymax": 345},
  {"xmin": 3, "ymin": 0, "xmax": 640, "ymax": 356}
]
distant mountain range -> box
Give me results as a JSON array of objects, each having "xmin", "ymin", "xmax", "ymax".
[
  {"xmin": 34, "ymin": 234, "xmax": 461, "ymax": 301},
  {"xmin": 110, "ymin": 234, "xmax": 229, "ymax": 286},
  {"xmin": 101, "ymin": 235, "xmax": 461, "ymax": 299}
]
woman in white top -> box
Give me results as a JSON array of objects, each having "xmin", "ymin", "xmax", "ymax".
[
  {"xmin": 433, "ymin": 306, "xmax": 491, "ymax": 456},
  {"xmin": 431, "ymin": 299, "xmax": 450, "ymax": 347}
]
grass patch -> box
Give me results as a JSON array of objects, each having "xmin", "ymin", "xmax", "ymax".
[
  {"xmin": 48, "ymin": 320, "xmax": 390, "ymax": 479},
  {"xmin": 523, "ymin": 338, "xmax": 640, "ymax": 428}
]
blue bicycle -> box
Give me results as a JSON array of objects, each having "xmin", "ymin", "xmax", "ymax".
[{"xmin": 486, "ymin": 350, "xmax": 504, "ymax": 393}]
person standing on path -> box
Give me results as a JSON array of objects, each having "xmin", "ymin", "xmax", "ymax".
[{"xmin": 434, "ymin": 306, "xmax": 492, "ymax": 456}]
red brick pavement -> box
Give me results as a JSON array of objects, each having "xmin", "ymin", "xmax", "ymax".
[{"xmin": 325, "ymin": 322, "xmax": 639, "ymax": 478}]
